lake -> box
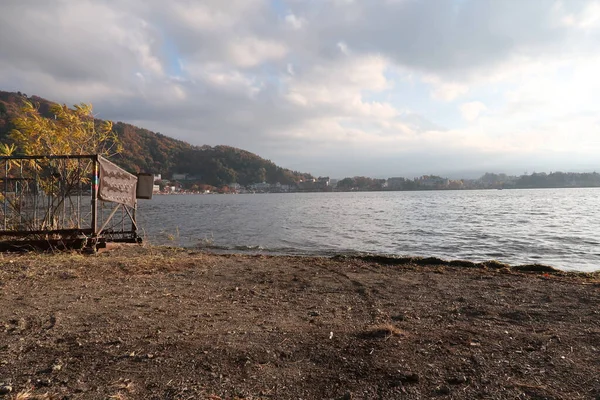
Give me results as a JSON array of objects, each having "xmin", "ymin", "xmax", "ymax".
[{"xmin": 137, "ymin": 188, "xmax": 600, "ymax": 272}]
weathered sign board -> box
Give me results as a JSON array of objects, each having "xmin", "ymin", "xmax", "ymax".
[{"xmin": 98, "ymin": 156, "xmax": 137, "ymax": 208}]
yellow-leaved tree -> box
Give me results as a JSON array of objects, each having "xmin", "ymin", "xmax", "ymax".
[
  {"xmin": 1, "ymin": 101, "xmax": 122, "ymax": 232},
  {"xmin": 10, "ymin": 101, "xmax": 121, "ymax": 156}
]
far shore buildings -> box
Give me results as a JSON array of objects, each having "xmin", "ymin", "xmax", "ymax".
[
  {"xmin": 297, "ymin": 177, "xmax": 330, "ymax": 191},
  {"xmin": 172, "ymin": 173, "xmax": 199, "ymax": 181},
  {"xmin": 248, "ymin": 182, "xmax": 293, "ymax": 193},
  {"xmin": 417, "ymin": 175, "xmax": 449, "ymax": 188},
  {"xmin": 149, "ymin": 170, "xmax": 600, "ymax": 194},
  {"xmin": 153, "ymin": 174, "xmax": 161, "ymax": 193},
  {"xmin": 387, "ymin": 177, "xmax": 407, "ymax": 190}
]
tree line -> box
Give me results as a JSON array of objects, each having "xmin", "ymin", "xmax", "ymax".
[{"xmin": 0, "ymin": 91, "xmax": 313, "ymax": 187}]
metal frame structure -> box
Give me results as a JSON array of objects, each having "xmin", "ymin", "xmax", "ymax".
[{"xmin": 0, "ymin": 154, "xmax": 139, "ymax": 251}]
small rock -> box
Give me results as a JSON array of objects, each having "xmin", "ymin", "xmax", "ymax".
[
  {"xmin": 73, "ymin": 382, "xmax": 89, "ymax": 393},
  {"xmin": 447, "ymin": 376, "xmax": 467, "ymax": 385},
  {"xmin": 436, "ymin": 385, "xmax": 451, "ymax": 395},
  {"xmin": 397, "ymin": 371, "xmax": 420, "ymax": 384},
  {"xmin": 336, "ymin": 392, "xmax": 352, "ymax": 400},
  {"xmin": 52, "ymin": 360, "xmax": 63, "ymax": 372},
  {"xmin": 36, "ymin": 378, "xmax": 52, "ymax": 387},
  {"xmin": 0, "ymin": 385, "xmax": 13, "ymax": 395}
]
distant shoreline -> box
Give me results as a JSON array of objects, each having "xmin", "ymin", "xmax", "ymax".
[{"xmin": 152, "ymin": 185, "xmax": 600, "ymax": 195}]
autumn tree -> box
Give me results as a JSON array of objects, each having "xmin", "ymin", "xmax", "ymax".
[
  {"xmin": 10, "ymin": 101, "xmax": 120, "ymax": 156},
  {"xmin": 0, "ymin": 92, "xmax": 314, "ymax": 187},
  {"xmin": 1, "ymin": 101, "xmax": 121, "ymax": 232}
]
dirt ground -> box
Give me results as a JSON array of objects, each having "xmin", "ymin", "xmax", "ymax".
[{"xmin": 0, "ymin": 246, "xmax": 598, "ymax": 400}]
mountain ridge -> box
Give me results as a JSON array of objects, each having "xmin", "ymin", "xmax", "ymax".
[{"xmin": 0, "ymin": 90, "xmax": 313, "ymax": 187}]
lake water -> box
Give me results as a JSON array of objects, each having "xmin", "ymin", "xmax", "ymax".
[{"xmin": 137, "ymin": 188, "xmax": 600, "ymax": 272}]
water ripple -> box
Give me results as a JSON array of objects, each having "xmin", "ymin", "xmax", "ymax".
[{"xmin": 138, "ymin": 188, "xmax": 600, "ymax": 272}]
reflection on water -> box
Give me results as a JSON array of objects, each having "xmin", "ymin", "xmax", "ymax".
[{"xmin": 137, "ymin": 188, "xmax": 600, "ymax": 272}]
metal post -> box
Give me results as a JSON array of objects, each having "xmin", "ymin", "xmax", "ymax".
[
  {"xmin": 33, "ymin": 160, "xmax": 38, "ymax": 229},
  {"xmin": 76, "ymin": 159, "xmax": 81, "ymax": 229},
  {"xmin": 61, "ymin": 159, "xmax": 66, "ymax": 228},
  {"xmin": 91, "ymin": 155, "xmax": 99, "ymax": 236},
  {"xmin": 18, "ymin": 160, "xmax": 23, "ymax": 228},
  {"xmin": 132, "ymin": 201, "xmax": 138, "ymax": 241},
  {"xmin": 3, "ymin": 160, "xmax": 8, "ymax": 230}
]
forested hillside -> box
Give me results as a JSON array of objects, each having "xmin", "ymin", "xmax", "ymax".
[{"xmin": 0, "ymin": 91, "xmax": 312, "ymax": 187}]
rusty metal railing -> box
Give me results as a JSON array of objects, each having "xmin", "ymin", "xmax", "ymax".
[{"xmin": 0, "ymin": 155, "xmax": 139, "ymax": 251}]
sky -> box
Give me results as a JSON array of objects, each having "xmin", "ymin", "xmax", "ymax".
[{"xmin": 1, "ymin": 0, "xmax": 599, "ymax": 178}]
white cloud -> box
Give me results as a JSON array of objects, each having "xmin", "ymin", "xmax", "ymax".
[
  {"xmin": 1, "ymin": 0, "xmax": 600, "ymax": 177},
  {"xmin": 226, "ymin": 37, "xmax": 288, "ymax": 67},
  {"xmin": 174, "ymin": 4, "xmax": 233, "ymax": 31},
  {"xmin": 285, "ymin": 13, "xmax": 306, "ymax": 30},
  {"xmin": 171, "ymin": 0, "xmax": 265, "ymax": 32},
  {"xmin": 337, "ymin": 42, "xmax": 350, "ymax": 55},
  {"xmin": 432, "ymin": 82, "xmax": 469, "ymax": 102},
  {"xmin": 559, "ymin": 0, "xmax": 600, "ymax": 29},
  {"xmin": 460, "ymin": 101, "xmax": 488, "ymax": 122},
  {"xmin": 284, "ymin": 55, "xmax": 392, "ymax": 112},
  {"xmin": 287, "ymin": 63, "xmax": 295, "ymax": 76},
  {"xmin": 423, "ymin": 75, "xmax": 469, "ymax": 101}
]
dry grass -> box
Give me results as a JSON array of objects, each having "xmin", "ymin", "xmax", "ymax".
[
  {"xmin": 107, "ymin": 378, "xmax": 136, "ymax": 399},
  {"xmin": 1, "ymin": 247, "xmax": 598, "ymax": 399},
  {"xmin": 359, "ymin": 323, "xmax": 407, "ymax": 340},
  {"xmin": 111, "ymin": 379, "xmax": 135, "ymax": 393},
  {"xmin": 12, "ymin": 391, "xmax": 54, "ymax": 400}
]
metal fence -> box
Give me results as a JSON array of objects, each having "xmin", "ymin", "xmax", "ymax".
[{"xmin": 0, "ymin": 155, "xmax": 139, "ymax": 251}]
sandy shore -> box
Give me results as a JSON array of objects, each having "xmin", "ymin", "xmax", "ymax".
[{"xmin": 0, "ymin": 246, "xmax": 598, "ymax": 399}]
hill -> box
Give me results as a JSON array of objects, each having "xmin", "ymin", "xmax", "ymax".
[{"xmin": 0, "ymin": 90, "xmax": 312, "ymax": 187}]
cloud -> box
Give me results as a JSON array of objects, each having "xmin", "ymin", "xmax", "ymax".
[
  {"xmin": 226, "ymin": 37, "xmax": 288, "ymax": 68},
  {"xmin": 0, "ymin": 0, "xmax": 599, "ymax": 177},
  {"xmin": 285, "ymin": 13, "xmax": 306, "ymax": 30},
  {"xmin": 460, "ymin": 102, "xmax": 488, "ymax": 122},
  {"xmin": 423, "ymin": 77, "xmax": 469, "ymax": 101},
  {"xmin": 559, "ymin": 0, "xmax": 600, "ymax": 30}
]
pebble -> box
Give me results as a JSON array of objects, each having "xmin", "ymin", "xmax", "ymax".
[
  {"xmin": 0, "ymin": 386, "xmax": 13, "ymax": 395},
  {"xmin": 447, "ymin": 375, "xmax": 467, "ymax": 385},
  {"xmin": 396, "ymin": 371, "xmax": 420, "ymax": 384},
  {"xmin": 436, "ymin": 385, "xmax": 451, "ymax": 395}
]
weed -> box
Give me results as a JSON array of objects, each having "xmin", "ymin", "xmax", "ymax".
[
  {"xmin": 197, "ymin": 233, "xmax": 215, "ymax": 248},
  {"xmin": 13, "ymin": 390, "xmax": 54, "ymax": 400},
  {"xmin": 358, "ymin": 323, "xmax": 407, "ymax": 340}
]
